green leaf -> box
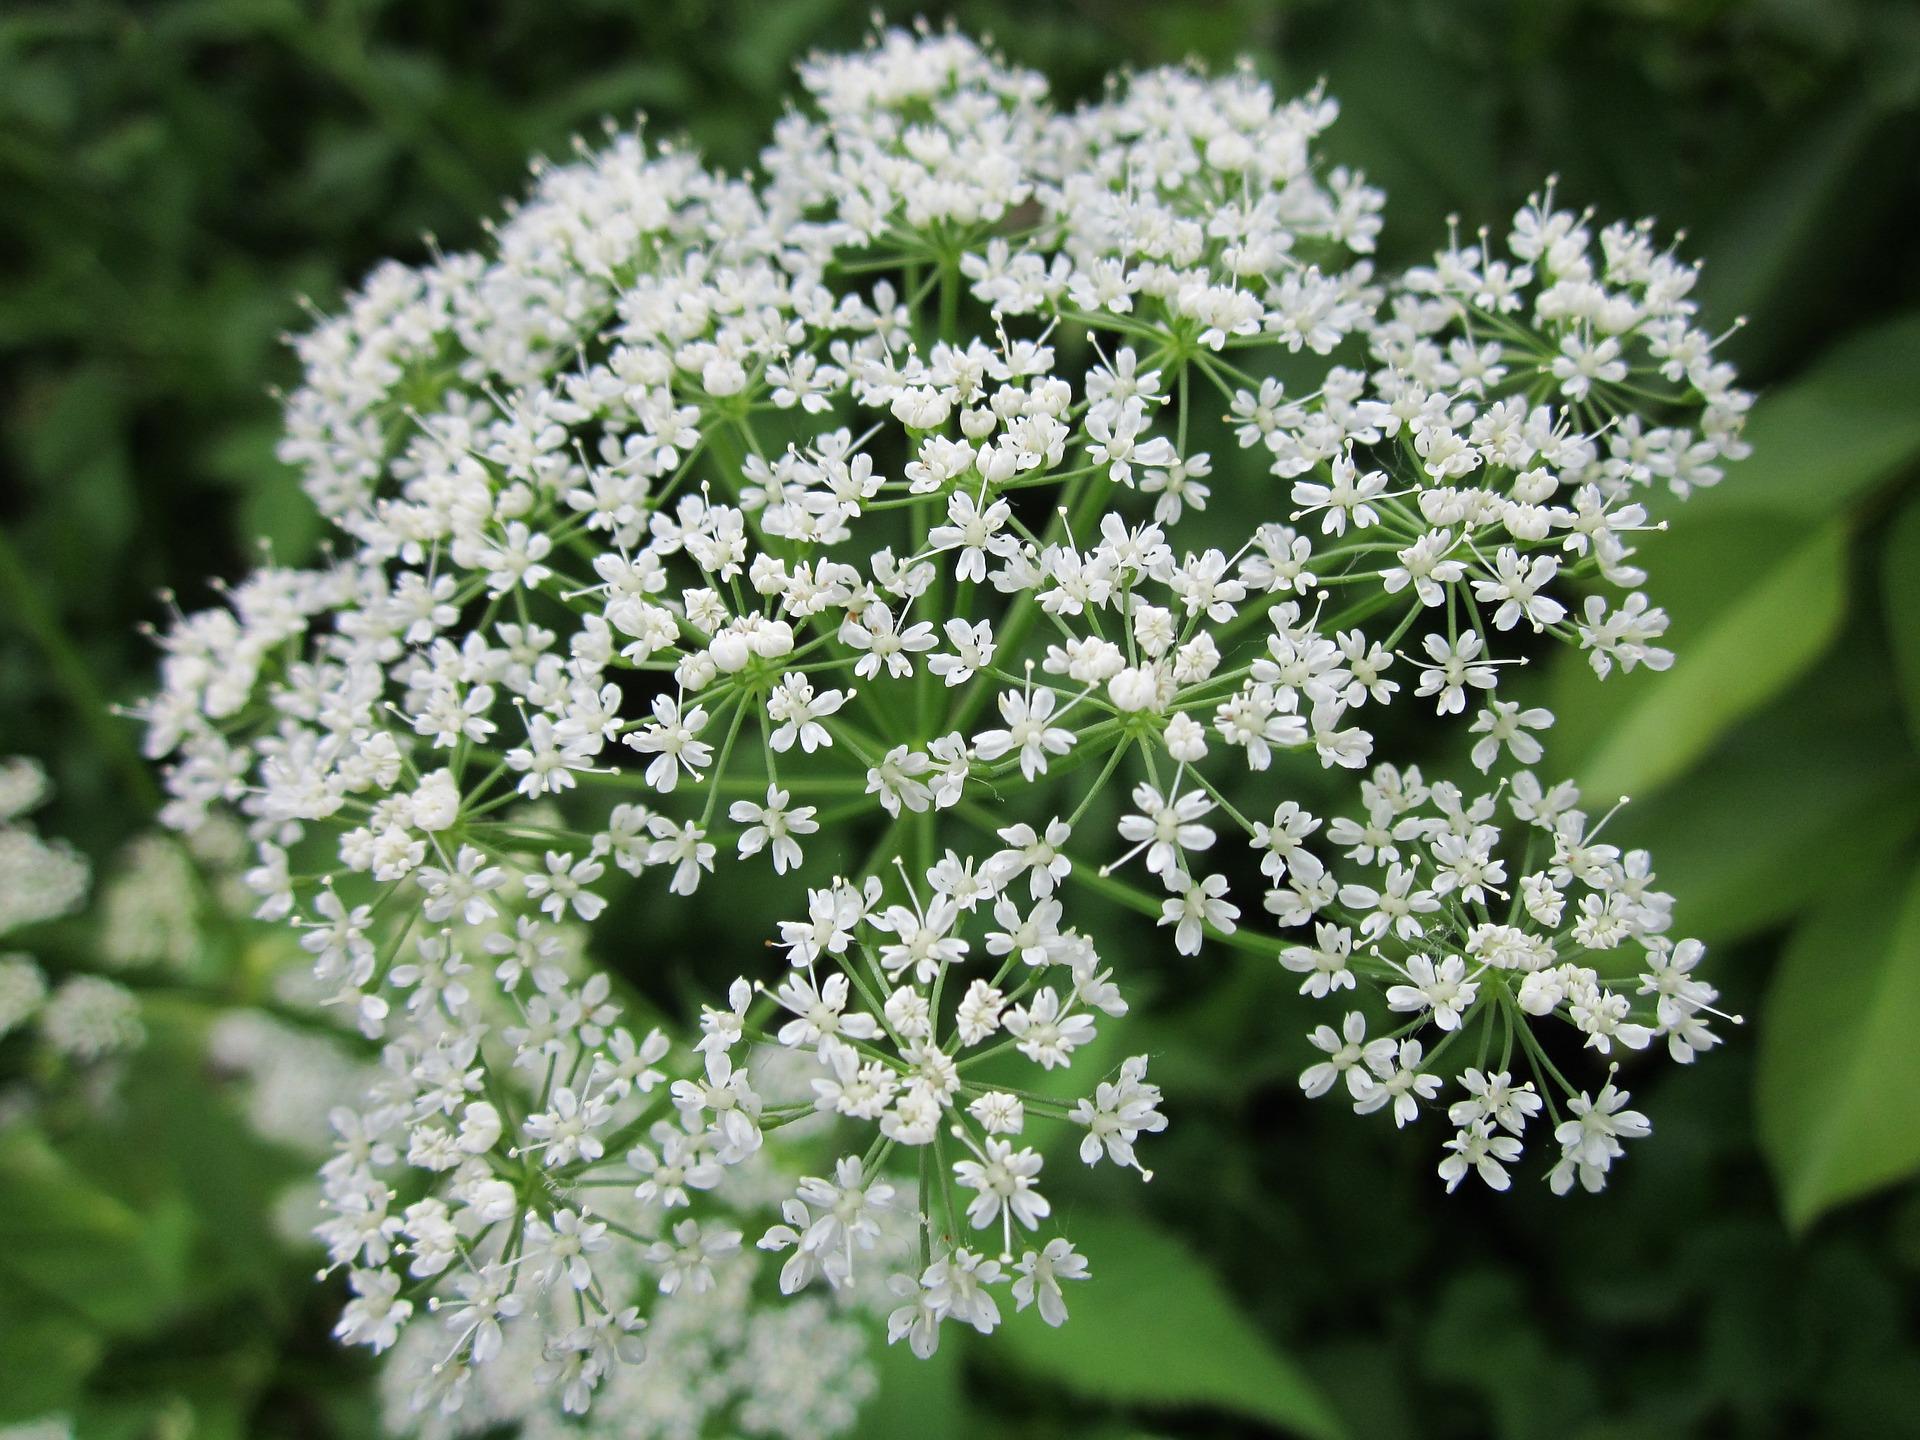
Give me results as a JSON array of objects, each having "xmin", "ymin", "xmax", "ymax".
[
  {"xmin": 0, "ymin": 1126, "xmax": 193, "ymax": 1335},
  {"xmin": 1690, "ymin": 310, "xmax": 1920, "ymax": 522},
  {"xmin": 0, "ymin": 1285, "xmax": 101, "ymax": 1424},
  {"xmin": 1757, "ymin": 859, "xmax": 1920, "ymax": 1230},
  {"xmin": 73, "ymin": 1351, "xmax": 268, "ymax": 1440},
  {"xmin": 1575, "ymin": 518, "xmax": 1849, "ymax": 801},
  {"xmin": 1884, "ymin": 493, "xmax": 1920, "ymax": 750},
  {"xmin": 58, "ymin": 1007, "xmax": 316, "ymax": 1310},
  {"xmin": 993, "ymin": 1211, "xmax": 1348, "ymax": 1439},
  {"xmin": 1551, "ymin": 307, "xmax": 1920, "ymax": 802},
  {"xmin": 857, "ymin": 1325, "xmax": 971, "ymax": 1440},
  {"xmin": 1616, "ymin": 632, "xmax": 1920, "ymax": 944},
  {"xmin": 1697, "ymin": 99, "xmax": 1879, "ymax": 370},
  {"xmin": 1421, "ymin": 1270, "xmax": 1598, "ymax": 1438}
]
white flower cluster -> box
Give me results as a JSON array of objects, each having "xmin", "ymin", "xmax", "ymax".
[
  {"xmin": 210, "ymin": 1008, "xmax": 392, "ymax": 1157},
  {"xmin": 0, "ymin": 1420, "xmax": 76, "ymax": 1440},
  {"xmin": 1283, "ymin": 766, "xmax": 1729, "ymax": 1194},
  {"xmin": 381, "ymin": 1252, "xmax": 880, "ymax": 1440},
  {"xmin": 0, "ymin": 953, "xmax": 53, "ymax": 1042},
  {"xmin": 0, "ymin": 758, "xmax": 144, "ymax": 1079},
  {"xmin": 96, "ymin": 834, "xmax": 207, "ymax": 970},
  {"xmin": 0, "ymin": 757, "xmax": 92, "ymax": 937},
  {"xmin": 138, "ymin": 24, "xmax": 1746, "ymax": 1419},
  {"xmin": 208, "ymin": 1006, "xmax": 886, "ymax": 1440}
]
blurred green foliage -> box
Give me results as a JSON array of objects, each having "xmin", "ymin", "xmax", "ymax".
[{"xmin": 4, "ymin": 0, "xmax": 1920, "ymax": 1436}]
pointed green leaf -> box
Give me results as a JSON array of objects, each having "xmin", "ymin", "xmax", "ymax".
[
  {"xmin": 0, "ymin": 1126, "xmax": 193, "ymax": 1335},
  {"xmin": 1611, "ymin": 633, "xmax": 1920, "ymax": 944},
  {"xmin": 1577, "ymin": 518, "xmax": 1849, "ymax": 801},
  {"xmin": 994, "ymin": 1211, "xmax": 1348, "ymax": 1439},
  {"xmin": 1689, "ymin": 310, "xmax": 1920, "ymax": 521},
  {"xmin": 1757, "ymin": 860, "xmax": 1920, "ymax": 1229}
]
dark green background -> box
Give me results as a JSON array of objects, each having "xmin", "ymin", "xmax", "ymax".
[{"xmin": 5, "ymin": 1, "xmax": 1920, "ymax": 1436}]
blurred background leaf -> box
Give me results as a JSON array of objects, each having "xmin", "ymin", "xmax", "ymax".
[
  {"xmin": 994, "ymin": 1210, "xmax": 1347, "ymax": 1438},
  {"xmin": 1571, "ymin": 515, "xmax": 1850, "ymax": 802},
  {"xmin": 0, "ymin": 1125, "xmax": 193, "ymax": 1336},
  {"xmin": 1758, "ymin": 861, "xmax": 1920, "ymax": 1230}
]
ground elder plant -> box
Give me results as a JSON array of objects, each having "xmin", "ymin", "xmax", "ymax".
[{"xmin": 139, "ymin": 26, "xmax": 1749, "ymax": 1428}]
